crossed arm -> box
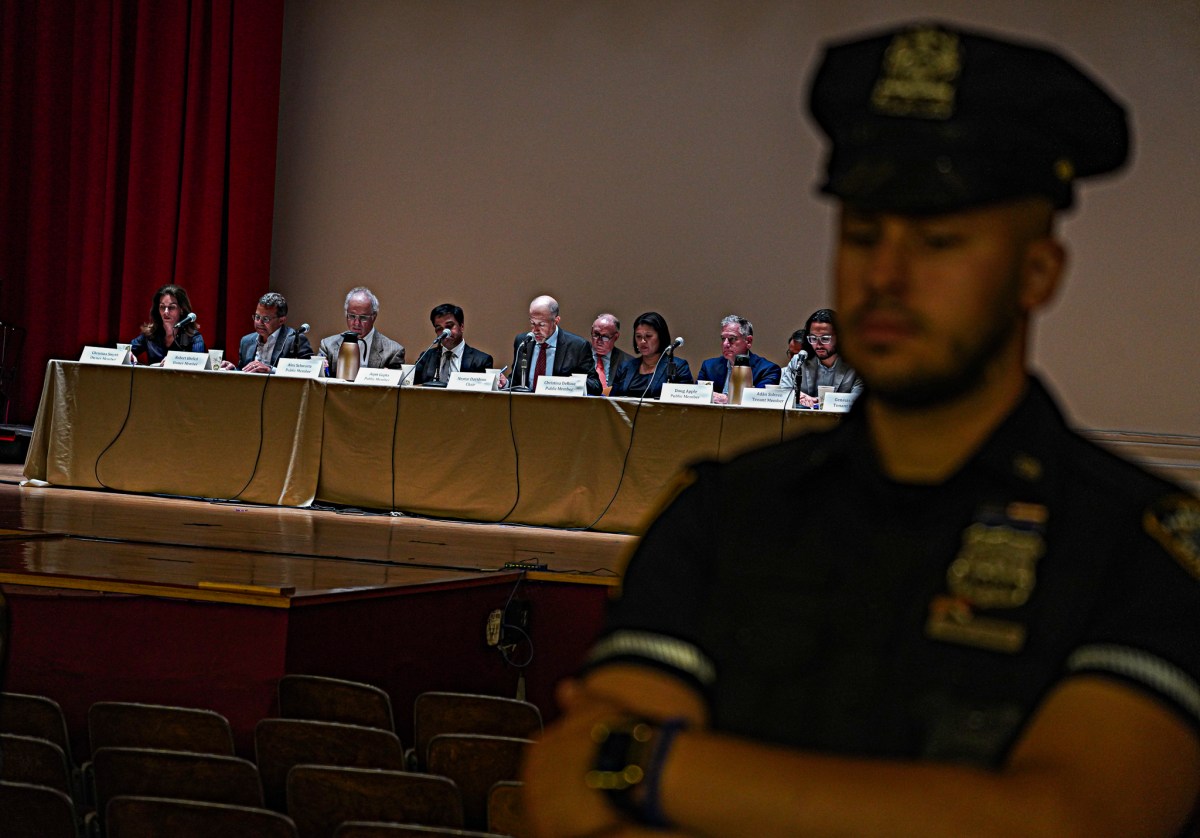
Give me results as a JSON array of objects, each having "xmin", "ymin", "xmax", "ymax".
[{"xmin": 522, "ymin": 664, "xmax": 1200, "ymax": 838}]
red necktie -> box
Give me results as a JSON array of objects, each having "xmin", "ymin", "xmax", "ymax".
[
  {"xmin": 595, "ymin": 356, "xmax": 607, "ymax": 390},
  {"xmin": 532, "ymin": 342, "xmax": 547, "ymax": 386}
]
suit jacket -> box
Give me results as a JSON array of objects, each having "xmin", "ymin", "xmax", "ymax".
[
  {"xmin": 697, "ymin": 351, "xmax": 782, "ymax": 391},
  {"xmin": 609, "ymin": 355, "xmax": 694, "ymax": 399},
  {"xmin": 781, "ymin": 354, "xmax": 864, "ymax": 397},
  {"xmin": 238, "ymin": 326, "xmax": 314, "ymax": 370},
  {"xmin": 319, "ymin": 330, "xmax": 406, "ymax": 374},
  {"xmin": 594, "ymin": 346, "xmax": 631, "ymax": 388},
  {"xmin": 412, "ymin": 342, "xmax": 494, "ymax": 385},
  {"xmin": 508, "ymin": 328, "xmax": 601, "ymax": 395}
]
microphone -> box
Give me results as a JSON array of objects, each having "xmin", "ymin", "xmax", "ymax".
[
  {"xmin": 289, "ymin": 323, "xmax": 312, "ymax": 358},
  {"xmin": 414, "ymin": 329, "xmax": 453, "ymax": 387},
  {"xmin": 511, "ymin": 332, "xmax": 536, "ymax": 392},
  {"xmin": 174, "ymin": 312, "xmax": 197, "ymax": 331},
  {"xmin": 523, "ymin": 331, "xmax": 535, "ymax": 343},
  {"xmin": 665, "ymin": 336, "xmax": 684, "ymax": 354},
  {"xmin": 437, "ymin": 328, "xmax": 452, "ymax": 343},
  {"xmin": 798, "ymin": 349, "xmax": 808, "ymax": 362},
  {"xmin": 297, "ymin": 323, "xmax": 310, "ymax": 335}
]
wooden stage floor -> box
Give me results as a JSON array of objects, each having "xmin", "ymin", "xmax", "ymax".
[{"xmin": 0, "ymin": 463, "xmax": 631, "ymax": 758}]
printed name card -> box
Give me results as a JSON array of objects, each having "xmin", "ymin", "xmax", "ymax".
[
  {"xmin": 660, "ymin": 381, "xmax": 714, "ymax": 404},
  {"xmin": 447, "ymin": 371, "xmax": 498, "ymax": 391},
  {"xmin": 352, "ymin": 367, "xmax": 404, "ymax": 387},
  {"xmin": 274, "ymin": 357, "xmax": 324, "ymax": 379},
  {"xmin": 739, "ymin": 387, "xmax": 791, "ymax": 409},
  {"xmin": 79, "ymin": 346, "xmax": 130, "ymax": 366},
  {"xmin": 821, "ymin": 391, "xmax": 858, "ymax": 413},
  {"xmin": 162, "ymin": 351, "xmax": 210, "ymax": 370},
  {"xmin": 534, "ymin": 374, "xmax": 588, "ymax": 397}
]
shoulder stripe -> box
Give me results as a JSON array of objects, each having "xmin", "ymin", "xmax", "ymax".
[
  {"xmin": 1067, "ymin": 644, "xmax": 1200, "ymax": 721},
  {"xmin": 589, "ymin": 630, "xmax": 717, "ymax": 686}
]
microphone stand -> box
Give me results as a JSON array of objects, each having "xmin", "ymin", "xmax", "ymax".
[
  {"xmin": 665, "ymin": 346, "xmax": 677, "ymax": 384},
  {"xmin": 413, "ymin": 336, "xmax": 447, "ymax": 388},
  {"xmin": 510, "ymin": 338, "xmax": 534, "ymax": 393}
]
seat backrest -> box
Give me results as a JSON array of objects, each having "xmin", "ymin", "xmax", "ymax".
[
  {"xmin": 0, "ymin": 732, "xmax": 73, "ymax": 795},
  {"xmin": 254, "ymin": 718, "xmax": 407, "ymax": 812},
  {"xmin": 425, "ymin": 734, "xmax": 533, "ymax": 831},
  {"xmin": 487, "ymin": 780, "xmax": 529, "ymax": 838},
  {"xmin": 335, "ymin": 822, "xmax": 504, "ymax": 837},
  {"xmin": 278, "ymin": 674, "xmax": 395, "ymax": 733},
  {"xmin": 0, "ymin": 691, "xmax": 73, "ymax": 758},
  {"xmin": 88, "ymin": 701, "xmax": 235, "ymax": 756},
  {"xmin": 0, "ymin": 779, "xmax": 78, "ymax": 838},
  {"xmin": 412, "ymin": 693, "xmax": 541, "ymax": 771},
  {"xmin": 286, "ymin": 765, "xmax": 463, "ymax": 838},
  {"xmin": 105, "ymin": 795, "xmax": 298, "ymax": 838},
  {"xmin": 91, "ymin": 746, "xmax": 264, "ymax": 828}
]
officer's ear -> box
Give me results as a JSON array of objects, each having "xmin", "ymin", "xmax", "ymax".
[{"xmin": 1019, "ymin": 235, "xmax": 1066, "ymax": 313}]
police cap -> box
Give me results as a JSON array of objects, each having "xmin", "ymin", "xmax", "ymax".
[{"xmin": 807, "ymin": 23, "xmax": 1130, "ymax": 213}]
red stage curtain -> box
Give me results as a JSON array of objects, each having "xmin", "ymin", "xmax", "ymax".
[{"xmin": 0, "ymin": 0, "xmax": 284, "ymax": 424}]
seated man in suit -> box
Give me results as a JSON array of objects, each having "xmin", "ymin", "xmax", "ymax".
[
  {"xmin": 697, "ymin": 314, "xmax": 781, "ymax": 404},
  {"xmin": 780, "ymin": 308, "xmax": 864, "ymax": 407},
  {"xmin": 222, "ymin": 291, "xmax": 313, "ymax": 373},
  {"xmin": 505, "ymin": 295, "xmax": 601, "ymax": 395},
  {"xmin": 319, "ymin": 286, "xmax": 405, "ymax": 376},
  {"xmin": 412, "ymin": 303, "xmax": 494, "ymax": 385},
  {"xmin": 590, "ymin": 313, "xmax": 630, "ymax": 394}
]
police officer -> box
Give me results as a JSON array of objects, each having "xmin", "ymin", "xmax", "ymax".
[{"xmin": 523, "ymin": 22, "xmax": 1200, "ymax": 837}]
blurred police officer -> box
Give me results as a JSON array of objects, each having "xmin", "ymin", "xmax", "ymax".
[{"xmin": 524, "ymin": 22, "xmax": 1200, "ymax": 837}]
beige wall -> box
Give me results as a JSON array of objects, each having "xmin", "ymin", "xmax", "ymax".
[{"xmin": 272, "ymin": 0, "xmax": 1200, "ymax": 436}]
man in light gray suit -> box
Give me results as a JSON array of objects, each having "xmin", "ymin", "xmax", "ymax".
[
  {"xmin": 780, "ymin": 308, "xmax": 862, "ymax": 407},
  {"xmin": 319, "ymin": 286, "xmax": 405, "ymax": 376}
]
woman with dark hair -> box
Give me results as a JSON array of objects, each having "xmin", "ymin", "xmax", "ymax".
[
  {"xmin": 609, "ymin": 311, "xmax": 693, "ymax": 399},
  {"xmin": 129, "ymin": 284, "xmax": 207, "ymax": 364}
]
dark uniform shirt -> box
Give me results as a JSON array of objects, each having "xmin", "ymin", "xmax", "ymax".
[{"xmin": 589, "ymin": 378, "xmax": 1200, "ymax": 767}]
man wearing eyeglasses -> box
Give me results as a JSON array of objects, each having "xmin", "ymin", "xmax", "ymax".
[
  {"xmin": 224, "ymin": 291, "xmax": 314, "ymax": 373},
  {"xmin": 505, "ymin": 295, "xmax": 601, "ymax": 394},
  {"xmin": 696, "ymin": 314, "xmax": 781, "ymax": 405},
  {"xmin": 589, "ymin": 313, "xmax": 629, "ymax": 395},
  {"xmin": 779, "ymin": 308, "xmax": 863, "ymax": 407},
  {"xmin": 318, "ymin": 287, "xmax": 406, "ymax": 375}
]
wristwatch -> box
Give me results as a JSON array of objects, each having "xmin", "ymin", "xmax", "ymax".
[{"xmin": 584, "ymin": 716, "xmax": 688, "ymax": 827}]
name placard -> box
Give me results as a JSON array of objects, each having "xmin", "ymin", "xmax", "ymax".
[
  {"xmin": 535, "ymin": 374, "xmax": 588, "ymax": 397},
  {"xmin": 822, "ymin": 391, "xmax": 859, "ymax": 413},
  {"xmin": 80, "ymin": 346, "xmax": 130, "ymax": 366},
  {"xmin": 739, "ymin": 388, "xmax": 790, "ymax": 409},
  {"xmin": 448, "ymin": 371, "xmax": 498, "ymax": 391},
  {"xmin": 660, "ymin": 381, "xmax": 714, "ymax": 404},
  {"xmin": 352, "ymin": 367, "xmax": 404, "ymax": 387},
  {"xmin": 162, "ymin": 351, "xmax": 210, "ymax": 370},
  {"xmin": 274, "ymin": 357, "xmax": 324, "ymax": 379}
]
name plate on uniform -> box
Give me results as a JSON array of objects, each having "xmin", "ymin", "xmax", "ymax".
[
  {"xmin": 821, "ymin": 391, "xmax": 858, "ymax": 413},
  {"xmin": 80, "ymin": 346, "xmax": 130, "ymax": 365},
  {"xmin": 660, "ymin": 381, "xmax": 713, "ymax": 404},
  {"xmin": 739, "ymin": 388, "xmax": 790, "ymax": 409},
  {"xmin": 447, "ymin": 371, "xmax": 498, "ymax": 391},
  {"xmin": 535, "ymin": 374, "xmax": 587, "ymax": 397},
  {"xmin": 274, "ymin": 357, "xmax": 324, "ymax": 379},
  {"xmin": 162, "ymin": 351, "xmax": 210, "ymax": 370},
  {"xmin": 353, "ymin": 367, "xmax": 404, "ymax": 387}
]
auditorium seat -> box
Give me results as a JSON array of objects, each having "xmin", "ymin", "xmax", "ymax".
[
  {"xmin": 90, "ymin": 747, "xmax": 264, "ymax": 833},
  {"xmin": 0, "ymin": 732, "xmax": 74, "ymax": 796},
  {"xmin": 486, "ymin": 780, "xmax": 529, "ymax": 838},
  {"xmin": 0, "ymin": 779, "xmax": 79, "ymax": 838},
  {"xmin": 286, "ymin": 765, "xmax": 464, "ymax": 838},
  {"xmin": 0, "ymin": 691, "xmax": 75, "ymax": 760},
  {"xmin": 335, "ymin": 823, "xmax": 506, "ymax": 837},
  {"xmin": 88, "ymin": 701, "xmax": 236, "ymax": 755},
  {"xmin": 278, "ymin": 674, "xmax": 396, "ymax": 732},
  {"xmin": 410, "ymin": 692, "xmax": 541, "ymax": 771},
  {"xmin": 105, "ymin": 795, "xmax": 298, "ymax": 837},
  {"xmin": 254, "ymin": 718, "xmax": 407, "ymax": 812},
  {"xmin": 425, "ymin": 734, "xmax": 532, "ymax": 831}
]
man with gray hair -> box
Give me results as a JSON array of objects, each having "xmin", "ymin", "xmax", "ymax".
[
  {"xmin": 505, "ymin": 294, "xmax": 601, "ymax": 394},
  {"xmin": 225, "ymin": 291, "xmax": 313, "ymax": 373},
  {"xmin": 696, "ymin": 314, "xmax": 781, "ymax": 404},
  {"xmin": 319, "ymin": 286, "xmax": 406, "ymax": 374}
]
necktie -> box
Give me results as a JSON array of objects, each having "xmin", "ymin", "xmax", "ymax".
[
  {"xmin": 439, "ymin": 349, "xmax": 453, "ymax": 382},
  {"xmin": 723, "ymin": 361, "xmax": 732, "ymax": 395},
  {"xmin": 595, "ymin": 355, "xmax": 608, "ymax": 390},
  {"xmin": 532, "ymin": 342, "xmax": 547, "ymax": 386}
]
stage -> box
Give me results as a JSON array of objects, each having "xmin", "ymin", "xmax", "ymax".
[{"xmin": 0, "ymin": 464, "xmax": 630, "ymax": 760}]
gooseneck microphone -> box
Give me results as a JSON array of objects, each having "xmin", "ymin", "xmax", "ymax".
[
  {"xmin": 289, "ymin": 323, "xmax": 312, "ymax": 358},
  {"xmin": 665, "ymin": 336, "xmax": 684, "ymax": 382},
  {"xmin": 793, "ymin": 349, "xmax": 808, "ymax": 408},
  {"xmin": 665, "ymin": 336, "xmax": 684, "ymax": 354},
  {"xmin": 173, "ymin": 312, "xmax": 197, "ymax": 331},
  {"xmin": 415, "ymin": 328, "xmax": 454, "ymax": 387}
]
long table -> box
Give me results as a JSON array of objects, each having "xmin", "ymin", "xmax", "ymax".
[{"xmin": 24, "ymin": 361, "xmax": 836, "ymax": 533}]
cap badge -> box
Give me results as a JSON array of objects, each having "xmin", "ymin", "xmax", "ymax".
[{"xmin": 871, "ymin": 27, "xmax": 961, "ymax": 120}]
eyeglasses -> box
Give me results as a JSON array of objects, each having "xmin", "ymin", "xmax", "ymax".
[
  {"xmin": 806, "ymin": 334, "xmax": 834, "ymax": 345},
  {"xmin": 591, "ymin": 332, "xmax": 616, "ymax": 342},
  {"xmin": 346, "ymin": 313, "xmax": 376, "ymax": 324},
  {"xmin": 252, "ymin": 314, "xmax": 277, "ymax": 324}
]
